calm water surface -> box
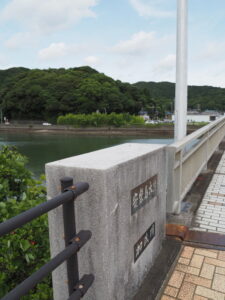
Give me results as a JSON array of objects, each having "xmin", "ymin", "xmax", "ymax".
[{"xmin": 0, "ymin": 132, "xmax": 172, "ymax": 177}]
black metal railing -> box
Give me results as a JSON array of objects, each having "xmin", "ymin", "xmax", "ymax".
[{"xmin": 0, "ymin": 176, "xmax": 94, "ymax": 300}]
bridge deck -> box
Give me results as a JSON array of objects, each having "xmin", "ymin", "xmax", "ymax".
[
  {"xmin": 160, "ymin": 246, "xmax": 225, "ymax": 300},
  {"xmin": 159, "ymin": 146, "xmax": 225, "ymax": 299},
  {"xmin": 135, "ymin": 142, "xmax": 225, "ymax": 300},
  {"xmin": 190, "ymin": 151, "xmax": 225, "ymax": 234}
]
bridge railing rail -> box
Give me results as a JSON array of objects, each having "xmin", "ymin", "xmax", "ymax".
[
  {"xmin": 167, "ymin": 115, "xmax": 225, "ymax": 214},
  {"xmin": 0, "ymin": 177, "xmax": 94, "ymax": 300}
]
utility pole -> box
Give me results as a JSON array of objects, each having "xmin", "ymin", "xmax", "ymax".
[{"xmin": 175, "ymin": 0, "xmax": 188, "ymax": 141}]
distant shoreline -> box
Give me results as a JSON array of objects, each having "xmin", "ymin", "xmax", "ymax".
[{"xmin": 0, "ymin": 124, "xmax": 202, "ymax": 137}]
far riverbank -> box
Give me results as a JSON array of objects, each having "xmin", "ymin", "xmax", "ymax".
[{"xmin": 0, "ymin": 124, "xmax": 203, "ymax": 137}]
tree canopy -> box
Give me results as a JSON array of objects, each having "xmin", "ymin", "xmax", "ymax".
[
  {"xmin": 134, "ymin": 81, "xmax": 225, "ymax": 113},
  {"xmin": 0, "ymin": 67, "xmax": 148, "ymax": 122},
  {"xmin": 0, "ymin": 67, "xmax": 224, "ymax": 122}
]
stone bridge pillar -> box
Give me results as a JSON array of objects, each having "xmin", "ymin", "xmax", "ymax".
[{"xmin": 46, "ymin": 143, "xmax": 167, "ymax": 300}]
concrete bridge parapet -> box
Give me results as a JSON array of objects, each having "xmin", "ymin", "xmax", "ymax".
[
  {"xmin": 167, "ymin": 116, "xmax": 225, "ymax": 214},
  {"xmin": 46, "ymin": 143, "xmax": 167, "ymax": 300}
]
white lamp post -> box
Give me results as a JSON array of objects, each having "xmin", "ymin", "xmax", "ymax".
[{"xmin": 175, "ymin": 0, "xmax": 188, "ymax": 141}]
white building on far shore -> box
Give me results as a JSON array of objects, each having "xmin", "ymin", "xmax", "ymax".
[{"xmin": 172, "ymin": 111, "xmax": 223, "ymax": 123}]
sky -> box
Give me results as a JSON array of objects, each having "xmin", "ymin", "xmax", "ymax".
[{"xmin": 0, "ymin": 0, "xmax": 225, "ymax": 87}]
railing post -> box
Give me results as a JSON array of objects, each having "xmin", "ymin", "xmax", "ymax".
[
  {"xmin": 166, "ymin": 146, "xmax": 176, "ymax": 213},
  {"xmin": 177, "ymin": 150, "xmax": 183, "ymax": 214},
  {"xmin": 61, "ymin": 177, "xmax": 79, "ymax": 295}
]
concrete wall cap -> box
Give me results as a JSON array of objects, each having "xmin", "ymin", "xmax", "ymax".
[{"xmin": 46, "ymin": 143, "xmax": 166, "ymax": 170}]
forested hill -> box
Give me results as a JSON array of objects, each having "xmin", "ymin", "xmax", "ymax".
[
  {"xmin": 0, "ymin": 67, "xmax": 224, "ymax": 122},
  {"xmin": 0, "ymin": 66, "xmax": 150, "ymax": 121},
  {"xmin": 134, "ymin": 81, "xmax": 225, "ymax": 112}
]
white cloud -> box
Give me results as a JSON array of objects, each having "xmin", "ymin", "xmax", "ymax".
[
  {"xmin": 188, "ymin": 41, "xmax": 225, "ymax": 87},
  {"xmin": 199, "ymin": 41, "xmax": 225, "ymax": 62},
  {"xmin": 105, "ymin": 31, "xmax": 176, "ymax": 83},
  {"xmin": 113, "ymin": 31, "xmax": 156, "ymax": 55},
  {"xmin": 38, "ymin": 42, "xmax": 92, "ymax": 62},
  {"xmin": 113, "ymin": 31, "xmax": 155, "ymax": 55},
  {"xmin": 1, "ymin": 0, "xmax": 99, "ymax": 34},
  {"xmin": 186, "ymin": 40, "xmax": 225, "ymax": 87},
  {"xmin": 38, "ymin": 43, "xmax": 69, "ymax": 60},
  {"xmin": 0, "ymin": 53, "xmax": 6, "ymax": 65},
  {"xmin": 129, "ymin": 0, "xmax": 174, "ymax": 18},
  {"xmin": 84, "ymin": 56, "xmax": 99, "ymax": 66},
  {"xmin": 154, "ymin": 54, "xmax": 176, "ymax": 73},
  {"xmin": 5, "ymin": 32, "xmax": 35, "ymax": 49},
  {"xmin": 113, "ymin": 31, "xmax": 174, "ymax": 56},
  {"xmin": 189, "ymin": 64, "xmax": 225, "ymax": 88},
  {"xmin": 0, "ymin": 53, "xmax": 12, "ymax": 69}
]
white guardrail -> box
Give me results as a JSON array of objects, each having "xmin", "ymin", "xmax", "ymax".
[{"xmin": 167, "ymin": 116, "xmax": 225, "ymax": 214}]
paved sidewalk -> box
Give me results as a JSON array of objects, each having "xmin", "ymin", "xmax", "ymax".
[
  {"xmin": 160, "ymin": 152, "xmax": 225, "ymax": 300},
  {"xmin": 191, "ymin": 152, "xmax": 225, "ymax": 234},
  {"xmin": 160, "ymin": 246, "xmax": 225, "ymax": 300}
]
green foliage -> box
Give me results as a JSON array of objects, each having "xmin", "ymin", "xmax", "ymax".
[
  {"xmin": 0, "ymin": 146, "xmax": 52, "ymax": 299},
  {"xmin": 57, "ymin": 112, "xmax": 145, "ymax": 127},
  {"xmin": 128, "ymin": 115, "xmax": 146, "ymax": 125},
  {"xmin": 187, "ymin": 121, "xmax": 209, "ymax": 126},
  {"xmin": 0, "ymin": 67, "xmax": 148, "ymax": 121},
  {"xmin": 1, "ymin": 67, "xmax": 224, "ymax": 123},
  {"xmin": 134, "ymin": 81, "xmax": 225, "ymax": 113},
  {"xmin": 0, "ymin": 146, "xmax": 32, "ymax": 201}
]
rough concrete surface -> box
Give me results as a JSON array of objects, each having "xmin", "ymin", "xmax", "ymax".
[{"xmin": 46, "ymin": 143, "xmax": 167, "ymax": 300}]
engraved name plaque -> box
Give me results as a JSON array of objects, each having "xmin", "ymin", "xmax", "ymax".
[
  {"xmin": 131, "ymin": 175, "xmax": 157, "ymax": 215},
  {"xmin": 134, "ymin": 222, "xmax": 155, "ymax": 262}
]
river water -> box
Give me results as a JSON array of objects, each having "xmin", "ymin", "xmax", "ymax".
[{"xmin": 0, "ymin": 132, "xmax": 172, "ymax": 177}]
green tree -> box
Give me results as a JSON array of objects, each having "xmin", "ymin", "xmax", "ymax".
[
  {"xmin": 1, "ymin": 67, "xmax": 225, "ymax": 122},
  {"xmin": 0, "ymin": 146, "xmax": 52, "ymax": 299}
]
